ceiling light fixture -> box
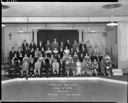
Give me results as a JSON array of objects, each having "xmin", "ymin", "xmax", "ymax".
[
  {"xmin": 2, "ymin": 24, "xmax": 6, "ymax": 27},
  {"xmin": 103, "ymin": 3, "xmax": 122, "ymax": 27},
  {"xmin": 88, "ymin": 17, "xmax": 96, "ymax": 33},
  {"xmin": 18, "ymin": 16, "xmax": 31, "ymax": 33},
  {"xmin": 18, "ymin": 25, "xmax": 24, "ymax": 33}
]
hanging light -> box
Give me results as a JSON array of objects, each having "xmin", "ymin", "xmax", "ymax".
[
  {"xmin": 89, "ymin": 23, "xmax": 96, "ymax": 33},
  {"xmin": 87, "ymin": 17, "xmax": 96, "ymax": 33},
  {"xmin": 18, "ymin": 16, "xmax": 31, "ymax": 33},
  {"xmin": 106, "ymin": 8, "xmax": 118, "ymax": 26},
  {"xmin": 18, "ymin": 30, "xmax": 24, "ymax": 33},
  {"xmin": 18, "ymin": 25, "xmax": 24, "ymax": 33},
  {"xmin": 103, "ymin": 3, "xmax": 122, "ymax": 27},
  {"xmin": 25, "ymin": 16, "xmax": 29, "ymax": 33}
]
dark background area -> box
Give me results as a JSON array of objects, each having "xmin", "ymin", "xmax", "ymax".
[{"xmin": 37, "ymin": 30, "xmax": 79, "ymax": 43}]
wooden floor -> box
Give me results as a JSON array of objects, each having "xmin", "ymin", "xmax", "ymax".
[{"xmin": 2, "ymin": 79, "xmax": 127, "ymax": 103}]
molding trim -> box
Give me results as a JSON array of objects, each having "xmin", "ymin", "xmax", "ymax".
[
  {"xmin": 2, "ymin": 77, "xmax": 128, "ymax": 85},
  {"xmin": 2, "ymin": 16, "xmax": 128, "ymax": 23}
]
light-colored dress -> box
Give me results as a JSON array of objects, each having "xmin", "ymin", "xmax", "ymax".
[
  {"xmin": 35, "ymin": 62, "xmax": 41, "ymax": 70},
  {"xmin": 76, "ymin": 61, "xmax": 81, "ymax": 75}
]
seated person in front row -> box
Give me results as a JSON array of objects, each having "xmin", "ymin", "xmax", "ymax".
[
  {"xmin": 59, "ymin": 59, "xmax": 65, "ymax": 76},
  {"xmin": 65, "ymin": 58, "xmax": 70, "ymax": 76},
  {"xmin": 86, "ymin": 59, "xmax": 93, "ymax": 76},
  {"xmin": 76, "ymin": 59, "xmax": 82, "ymax": 76},
  {"xmin": 81, "ymin": 59, "xmax": 87, "ymax": 76},
  {"xmin": 100, "ymin": 59, "xmax": 105, "ymax": 76},
  {"xmin": 45, "ymin": 58, "xmax": 52, "ymax": 77},
  {"xmin": 21, "ymin": 59, "xmax": 29, "ymax": 77},
  {"xmin": 15, "ymin": 59, "xmax": 22, "ymax": 77},
  {"xmin": 29, "ymin": 58, "xmax": 34, "ymax": 77},
  {"xmin": 92, "ymin": 59, "xmax": 98, "ymax": 76},
  {"xmin": 104, "ymin": 58, "xmax": 112, "ymax": 77},
  {"xmin": 52, "ymin": 59, "xmax": 59, "ymax": 75},
  {"xmin": 70, "ymin": 59, "xmax": 76, "ymax": 77},
  {"xmin": 40, "ymin": 59, "xmax": 46, "ymax": 76},
  {"xmin": 34, "ymin": 59, "xmax": 41, "ymax": 77},
  {"xmin": 8, "ymin": 60, "xmax": 16, "ymax": 78}
]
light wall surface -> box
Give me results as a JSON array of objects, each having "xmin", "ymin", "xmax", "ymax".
[{"xmin": 118, "ymin": 21, "xmax": 128, "ymax": 69}]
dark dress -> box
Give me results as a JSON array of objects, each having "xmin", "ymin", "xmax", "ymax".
[
  {"xmin": 22, "ymin": 43, "xmax": 28, "ymax": 52},
  {"xmin": 41, "ymin": 51, "xmax": 45, "ymax": 57},
  {"xmin": 29, "ymin": 62, "xmax": 34, "ymax": 76},
  {"xmin": 9, "ymin": 51, "xmax": 17, "ymax": 62},
  {"xmin": 29, "ymin": 43, "xmax": 36, "ymax": 51},
  {"xmin": 45, "ymin": 59, "xmax": 51, "ymax": 76},
  {"xmin": 41, "ymin": 61, "xmax": 46, "ymax": 76}
]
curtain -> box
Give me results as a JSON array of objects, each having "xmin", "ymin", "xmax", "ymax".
[{"xmin": 37, "ymin": 30, "xmax": 79, "ymax": 44}]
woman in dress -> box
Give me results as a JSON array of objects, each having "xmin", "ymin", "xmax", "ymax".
[{"xmin": 76, "ymin": 59, "xmax": 82, "ymax": 76}]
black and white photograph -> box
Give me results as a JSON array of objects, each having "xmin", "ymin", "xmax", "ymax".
[{"xmin": 1, "ymin": 0, "xmax": 128, "ymax": 103}]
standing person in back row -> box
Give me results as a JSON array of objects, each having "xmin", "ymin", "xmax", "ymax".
[
  {"xmin": 37, "ymin": 41, "xmax": 43, "ymax": 51},
  {"xmin": 9, "ymin": 47, "xmax": 17, "ymax": 63},
  {"xmin": 22, "ymin": 40, "xmax": 28, "ymax": 52},
  {"xmin": 29, "ymin": 40, "xmax": 36, "ymax": 51},
  {"xmin": 72, "ymin": 40, "xmax": 79, "ymax": 52},
  {"xmin": 52, "ymin": 38, "xmax": 59, "ymax": 50},
  {"xmin": 65, "ymin": 40, "xmax": 72, "ymax": 50},
  {"xmin": 45, "ymin": 40, "xmax": 51, "ymax": 50}
]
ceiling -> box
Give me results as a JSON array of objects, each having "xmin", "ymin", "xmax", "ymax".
[{"xmin": 2, "ymin": 2, "xmax": 128, "ymax": 17}]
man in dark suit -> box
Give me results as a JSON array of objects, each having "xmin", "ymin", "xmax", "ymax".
[
  {"xmin": 22, "ymin": 40, "xmax": 28, "ymax": 52},
  {"xmin": 37, "ymin": 41, "xmax": 43, "ymax": 51},
  {"xmin": 9, "ymin": 47, "xmax": 17, "ymax": 63},
  {"xmin": 29, "ymin": 40, "xmax": 36, "ymax": 51},
  {"xmin": 65, "ymin": 40, "xmax": 72, "ymax": 50}
]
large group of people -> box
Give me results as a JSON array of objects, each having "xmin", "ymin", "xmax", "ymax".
[{"xmin": 8, "ymin": 39, "xmax": 113, "ymax": 78}]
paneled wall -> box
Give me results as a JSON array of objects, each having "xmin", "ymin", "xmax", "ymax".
[
  {"xmin": 2, "ymin": 23, "xmax": 117, "ymax": 64},
  {"xmin": 4, "ymin": 24, "xmax": 32, "ymax": 60},
  {"xmin": 118, "ymin": 22, "xmax": 128, "ymax": 69},
  {"xmin": 83, "ymin": 32, "xmax": 106, "ymax": 56}
]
